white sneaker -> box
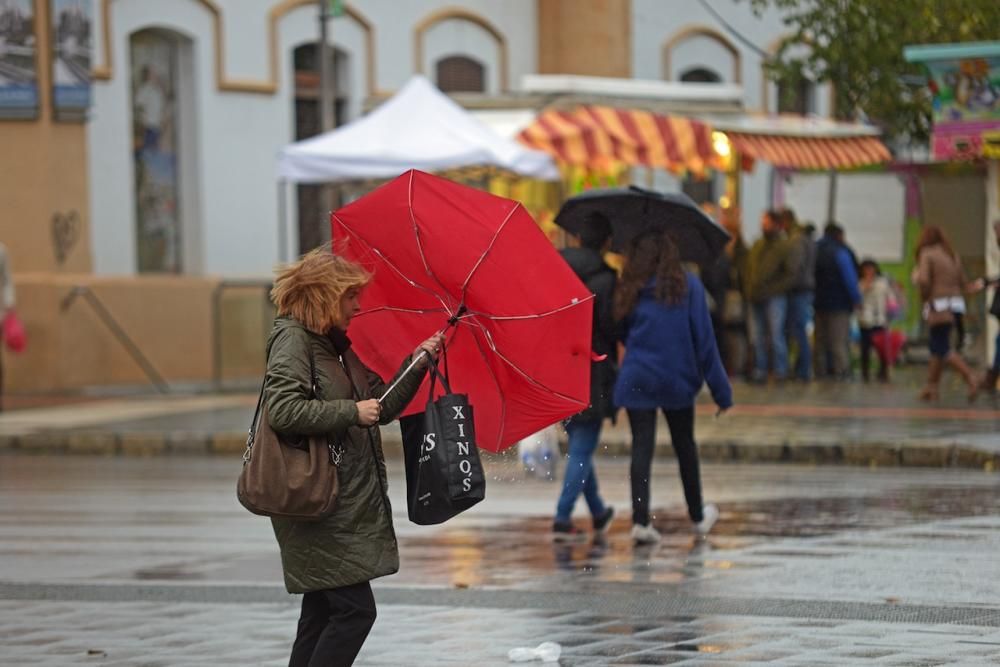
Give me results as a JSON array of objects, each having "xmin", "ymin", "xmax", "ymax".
[
  {"xmin": 631, "ymin": 523, "xmax": 661, "ymax": 545},
  {"xmin": 695, "ymin": 503, "xmax": 719, "ymax": 537}
]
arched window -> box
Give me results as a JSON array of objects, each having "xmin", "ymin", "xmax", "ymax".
[
  {"xmin": 130, "ymin": 29, "xmax": 191, "ymax": 273},
  {"xmin": 436, "ymin": 55, "xmax": 485, "ymax": 93},
  {"xmin": 680, "ymin": 67, "xmax": 722, "ymax": 84}
]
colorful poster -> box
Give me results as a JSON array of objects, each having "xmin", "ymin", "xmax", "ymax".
[
  {"xmin": 0, "ymin": 0, "xmax": 39, "ymax": 118},
  {"xmin": 925, "ymin": 54, "xmax": 1000, "ymax": 159},
  {"xmin": 50, "ymin": 0, "xmax": 91, "ymax": 119},
  {"xmin": 131, "ymin": 32, "xmax": 181, "ymax": 273},
  {"xmin": 926, "ymin": 56, "xmax": 1000, "ymax": 125}
]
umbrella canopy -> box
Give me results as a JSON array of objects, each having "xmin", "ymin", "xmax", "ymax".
[
  {"xmin": 332, "ymin": 170, "xmax": 593, "ymax": 452},
  {"xmin": 554, "ymin": 186, "xmax": 730, "ymax": 264}
]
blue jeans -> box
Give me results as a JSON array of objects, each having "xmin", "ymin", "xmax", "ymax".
[
  {"xmin": 555, "ymin": 419, "xmax": 606, "ymax": 523},
  {"xmin": 751, "ymin": 296, "xmax": 789, "ymax": 380},
  {"xmin": 787, "ymin": 291, "xmax": 813, "ymax": 380}
]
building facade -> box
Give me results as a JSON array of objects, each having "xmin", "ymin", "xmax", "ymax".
[
  {"xmin": 3, "ymin": 0, "xmax": 839, "ymax": 393},
  {"xmin": 81, "ymin": 0, "xmax": 829, "ymax": 278}
]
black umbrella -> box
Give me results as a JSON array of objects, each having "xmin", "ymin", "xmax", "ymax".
[{"xmin": 554, "ymin": 185, "xmax": 731, "ymax": 265}]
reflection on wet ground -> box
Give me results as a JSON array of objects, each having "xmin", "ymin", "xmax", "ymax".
[
  {"xmin": 394, "ymin": 484, "xmax": 1000, "ymax": 590},
  {"xmin": 2, "ymin": 457, "xmax": 1000, "ymax": 665}
]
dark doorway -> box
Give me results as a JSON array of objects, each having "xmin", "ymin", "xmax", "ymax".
[{"xmin": 293, "ymin": 43, "xmax": 348, "ymax": 254}]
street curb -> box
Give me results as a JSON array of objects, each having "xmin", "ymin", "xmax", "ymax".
[{"xmin": 1, "ymin": 429, "xmax": 997, "ymax": 471}]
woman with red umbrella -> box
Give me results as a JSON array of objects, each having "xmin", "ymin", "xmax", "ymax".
[
  {"xmin": 613, "ymin": 230, "xmax": 732, "ymax": 545},
  {"xmin": 265, "ymin": 246, "xmax": 443, "ymax": 666}
]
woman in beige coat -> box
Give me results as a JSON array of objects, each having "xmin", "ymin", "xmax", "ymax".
[{"xmin": 913, "ymin": 226, "xmax": 980, "ymax": 401}]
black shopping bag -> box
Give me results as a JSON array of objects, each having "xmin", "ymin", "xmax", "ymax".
[{"xmin": 401, "ymin": 360, "xmax": 485, "ymax": 525}]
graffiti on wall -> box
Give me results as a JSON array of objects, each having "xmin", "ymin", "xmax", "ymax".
[{"xmin": 51, "ymin": 210, "xmax": 81, "ymax": 265}]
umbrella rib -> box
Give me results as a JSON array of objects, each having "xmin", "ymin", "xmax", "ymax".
[
  {"xmin": 460, "ymin": 316, "xmax": 588, "ymax": 409},
  {"xmin": 333, "ymin": 214, "xmax": 453, "ymax": 314},
  {"xmin": 357, "ymin": 306, "xmax": 449, "ymax": 317},
  {"xmin": 460, "ymin": 203, "xmax": 519, "ymax": 295},
  {"xmin": 408, "ymin": 172, "xmax": 458, "ymax": 314},
  {"xmin": 468, "ymin": 296, "xmax": 594, "ymax": 321}
]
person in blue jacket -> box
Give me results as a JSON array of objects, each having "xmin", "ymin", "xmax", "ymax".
[
  {"xmin": 613, "ymin": 230, "xmax": 733, "ymax": 545},
  {"xmin": 813, "ymin": 223, "xmax": 862, "ymax": 380}
]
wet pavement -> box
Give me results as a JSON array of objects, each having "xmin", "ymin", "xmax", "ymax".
[
  {"xmin": 1, "ymin": 454, "xmax": 999, "ymax": 665},
  {"xmin": 4, "ymin": 368, "xmax": 1000, "ymax": 469}
]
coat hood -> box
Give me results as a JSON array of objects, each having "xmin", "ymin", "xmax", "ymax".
[{"xmin": 561, "ymin": 247, "xmax": 612, "ymax": 282}]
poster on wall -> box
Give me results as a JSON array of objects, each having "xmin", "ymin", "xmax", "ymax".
[
  {"xmin": 0, "ymin": 0, "xmax": 39, "ymax": 119},
  {"xmin": 131, "ymin": 31, "xmax": 181, "ymax": 273},
  {"xmin": 50, "ymin": 0, "xmax": 92, "ymax": 120},
  {"xmin": 924, "ymin": 54, "xmax": 1000, "ymax": 160}
]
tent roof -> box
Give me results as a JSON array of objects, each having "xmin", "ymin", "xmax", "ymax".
[{"xmin": 277, "ymin": 76, "xmax": 559, "ymax": 183}]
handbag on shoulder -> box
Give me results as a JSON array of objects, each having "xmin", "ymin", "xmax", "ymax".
[
  {"xmin": 401, "ymin": 357, "xmax": 485, "ymax": 525},
  {"xmin": 237, "ymin": 348, "xmax": 341, "ymax": 521}
]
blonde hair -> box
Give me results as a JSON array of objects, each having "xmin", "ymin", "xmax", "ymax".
[{"xmin": 271, "ymin": 244, "xmax": 371, "ymax": 334}]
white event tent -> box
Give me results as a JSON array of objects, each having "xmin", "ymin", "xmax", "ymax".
[
  {"xmin": 276, "ymin": 75, "xmax": 559, "ymax": 183},
  {"xmin": 274, "ymin": 75, "xmax": 558, "ymax": 259}
]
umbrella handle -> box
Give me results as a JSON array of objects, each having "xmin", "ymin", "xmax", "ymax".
[
  {"xmin": 376, "ymin": 323, "xmax": 452, "ymax": 404},
  {"xmin": 377, "ymin": 350, "xmax": 428, "ymax": 404}
]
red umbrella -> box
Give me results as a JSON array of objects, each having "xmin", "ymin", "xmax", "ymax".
[{"xmin": 331, "ymin": 170, "xmax": 593, "ymax": 452}]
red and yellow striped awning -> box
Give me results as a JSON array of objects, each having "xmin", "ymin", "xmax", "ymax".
[
  {"xmin": 725, "ymin": 132, "xmax": 891, "ymax": 170},
  {"xmin": 517, "ymin": 106, "xmax": 721, "ymax": 176}
]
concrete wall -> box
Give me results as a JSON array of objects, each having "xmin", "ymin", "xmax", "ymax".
[
  {"xmin": 538, "ymin": 0, "xmax": 631, "ymax": 77},
  {"xmin": 7, "ymin": 274, "xmax": 270, "ymax": 392},
  {"xmin": 0, "ymin": 0, "xmax": 91, "ymax": 274}
]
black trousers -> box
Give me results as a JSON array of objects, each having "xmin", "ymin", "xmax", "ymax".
[
  {"xmin": 289, "ymin": 582, "xmax": 377, "ymax": 667},
  {"xmin": 858, "ymin": 326, "xmax": 887, "ymax": 380},
  {"xmin": 626, "ymin": 407, "xmax": 704, "ymax": 526}
]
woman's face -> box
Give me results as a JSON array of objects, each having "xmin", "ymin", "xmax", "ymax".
[
  {"xmin": 339, "ymin": 287, "xmax": 363, "ymax": 329},
  {"xmin": 861, "ymin": 265, "xmax": 876, "ymax": 281}
]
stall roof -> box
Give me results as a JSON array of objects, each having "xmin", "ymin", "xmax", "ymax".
[
  {"xmin": 277, "ymin": 76, "xmax": 559, "ymax": 183},
  {"xmin": 904, "ymin": 41, "xmax": 1000, "ymax": 63},
  {"xmin": 707, "ymin": 114, "xmax": 891, "ymax": 170},
  {"xmin": 517, "ymin": 105, "xmax": 720, "ymax": 175}
]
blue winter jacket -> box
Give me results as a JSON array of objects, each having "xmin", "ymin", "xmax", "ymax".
[{"xmin": 613, "ymin": 273, "xmax": 733, "ymax": 411}]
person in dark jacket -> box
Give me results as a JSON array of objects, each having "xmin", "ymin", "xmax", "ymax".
[
  {"xmin": 552, "ymin": 212, "xmax": 617, "ymax": 541},
  {"xmin": 266, "ymin": 246, "xmax": 444, "ymax": 667},
  {"xmin": 703, "ymin": 215, "xmax": 751, "ymax": 378},
  {"xmin": 614, "ymin": 230, "xmax": 732, "ymax": 546},
  {"xmin": 813, "ymin": 223, "xmax": 861, "ymax": 380},
  {"xmin": 746, "ymin": 210, "xmax": 795, "ymax": 382},
  {"xmin": 781, "ymin": 209, "xmax": 816, "ymax": 382}
]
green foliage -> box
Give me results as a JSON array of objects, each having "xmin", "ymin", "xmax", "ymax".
[{"xmin": 743, "ymin": 0, "xmax": 1000, "ymax": 140}]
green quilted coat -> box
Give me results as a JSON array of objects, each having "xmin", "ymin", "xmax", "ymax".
[{"xmin": 265, "ymin": 316, "xmax": 425, "ymax": 594}]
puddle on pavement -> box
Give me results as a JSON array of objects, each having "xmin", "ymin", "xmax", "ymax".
[{"xmin": 391, "ymin": 485, "xmax": 1000, "ymax": 589}]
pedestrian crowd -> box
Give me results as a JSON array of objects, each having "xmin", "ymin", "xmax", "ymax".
[
  {"xmin": 548, "ymin": 208, "xmax": 1000, "ymax": 549},
  {"xmin": 703, "ymin": 206, "xmax": 900, "ymax": 385}
]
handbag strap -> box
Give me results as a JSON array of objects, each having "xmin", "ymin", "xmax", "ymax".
[
  {"xmin": 244, "ymin": 331, "xmax": 318, "ymax": 462},
  {"xmin": 426, "ymin": 354, "xmax": 452, "ymax": 400}
]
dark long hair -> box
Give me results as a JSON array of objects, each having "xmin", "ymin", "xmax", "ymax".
[
  {"xmin": 915, "ymin": 225, "xmax": 956, "ymax": 261},
  {"xmin": 614, "ymin": 229, "xmax": 687, "ymax": 321}
]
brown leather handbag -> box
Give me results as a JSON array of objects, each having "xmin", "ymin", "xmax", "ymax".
[{"xmin": 237, "ymin": 350, "xmax": 342, "ymax": 521}]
